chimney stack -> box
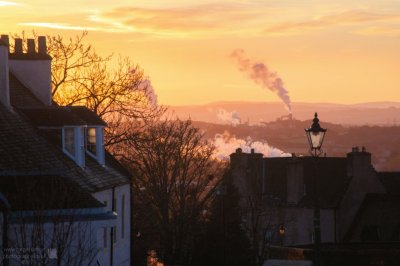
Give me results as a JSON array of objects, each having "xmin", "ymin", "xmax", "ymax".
[
  {"xmin": 38, "ymin": 36, "xmax": 47, "ymax": 54},
  {"xmin": 0, "ymin": 35, "xmax": 10, "ymax": 107},
  {"xmin": 1, "ymin": 35, "xmax": 9, "ymax": 52},
  {"xmin": 8, "ymin": 36, "xmax": 52, "ymax": 106},
  {"xmin": 14, "ymin": 38, "xmax": 22, "ymax": 54},
  {"xmin": 27, "ymin": 39, "xmax": 36, "ymax": 54}
]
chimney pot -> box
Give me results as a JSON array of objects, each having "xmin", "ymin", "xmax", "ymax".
[
  {"xmin": 27, "ymin": 39, "xmax": 36, "ymax": 54},
  {"xmin": 251, "ymin": 148, "xmax": 255, "ymax": 154},
  {"xmin": 14, "ymin": 38, "xmax": 23, "ymax": 54},
  {"xmin": 38, "ymin": 36, "xmax": 47, "ymax": 54},
  {"xmin": 236, "ymin": 148, "xmax": 242, "ymax": 153},
  {"xmin": 0, "ymin": 35, "xmax": 9, "ymax": 52}
]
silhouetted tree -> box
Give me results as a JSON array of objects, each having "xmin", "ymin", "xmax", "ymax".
[
  {"xmin": 119, "ymin": 119, "xmax": 224, "ymax": 265},
  {"xmin": 11, "ymin": 31, "xmax": 164, "ymax": 147},
  {"xmin": 192, "ymin": 170, "xmax": 254, "ymax": 266}
]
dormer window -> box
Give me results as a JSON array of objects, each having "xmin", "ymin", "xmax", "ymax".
[
  {"xmin": 62, "ymin": 126, "xmax": 85, "ymax": 167},
  {"xmin": 85, "ymin": 126, "xmax": 105, "ymax": 165}
]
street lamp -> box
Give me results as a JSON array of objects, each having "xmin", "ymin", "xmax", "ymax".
[
  {"xmin": 305, "ymin": 113, "xmax": 327, "ymax": 157},
  {"xmin": 305, "ymin": 112, "xmax": 327, "ymax": 266}
]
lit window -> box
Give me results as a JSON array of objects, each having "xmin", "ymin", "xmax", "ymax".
[
  {"xmin": 64, "ymin": 127, "xmax": 75, "ymax": 156},
  {"xmin": 86, "ymin": 127, "xmax": 97, "ymax": 155}
]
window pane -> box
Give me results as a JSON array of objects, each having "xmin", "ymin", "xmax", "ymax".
[
  {"xmin": 87, "ymin": 127, "xmax": 97, "ymax": 155},
  {"xmin": 64, "ymin": 128, "xmax": 75, "ymax": 155}
]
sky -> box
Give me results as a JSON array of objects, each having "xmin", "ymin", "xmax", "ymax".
[{"xmin": 1, "ymin": 0, "xmax": 400, "ymax": 106}]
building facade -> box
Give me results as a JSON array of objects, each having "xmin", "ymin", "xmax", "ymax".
[
  {"xmin": 230, "ymin": 147, "xmax": 400, "ymax": 250},
  {"xmin": 0, "ymin": 35, "xmax": 131, "ymax": 265}
]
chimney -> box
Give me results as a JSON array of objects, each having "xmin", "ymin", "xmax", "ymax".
[
  {"xmin": 9, "ymin": 36, "xmax": 52, "ymax": 106},
  {"xmin": 0, "ymin": 35, "xmax": 10, "ymax": 107},
  {"xmin": 14, "ymin": 38, "xmax": 22, "ymax": 54},
  {"xmin": 347, "ymin": 146, "xmax": 372, "ymax": 177},
  {"xmin": 286, "ymin": 159, "xmax": 304, "ymax": 205},
  {"xmin": 38, "ymin": 36, "xmax": 47, "ymax": 54},
  {"xmin": 27, "ymin": 39, "xmax": 36, "ymax": 54}
]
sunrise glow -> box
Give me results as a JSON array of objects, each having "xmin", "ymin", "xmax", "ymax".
[{"xmin": 1, "ymin": 0, "xmax": 400, "ymax": 105}]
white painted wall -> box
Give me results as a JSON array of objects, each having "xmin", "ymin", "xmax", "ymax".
[
  {"xmin": 9, "ymin": 59, "xmax": 51, "ymax": 106},
  {"xmin": 93, "ymin": 184, "xmax": 131, "ymax": 266}
]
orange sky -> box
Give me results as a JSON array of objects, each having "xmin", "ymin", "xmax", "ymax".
[{"xmin": 1, "ymin": 0, "xmax": 400, "ymax": 106}]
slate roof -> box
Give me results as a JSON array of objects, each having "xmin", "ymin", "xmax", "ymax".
[
  {"xmin": 0, "ymin": 102, "xmax": 130, "ymax": 192},
  {"xmin": 18, "ymin": 106, "xmax": 107, "ymax": 127},
  {"xmin": 0, "ymin": 174, "xmax": 103, "ymax": 211},
  {"xmin": 0, "ymin": 71, "xmax": 130, "ymax": 196},
  {"xmin": 19, "ymin": 107, "xmax": 88, "ymax": 126},
  {"xmin": 378, "ymin": 172, "xmax": 400, "ymax": 195},
  {"xmin": 343, "ymin": 193, "xmax": 400, "ymax": 241}
]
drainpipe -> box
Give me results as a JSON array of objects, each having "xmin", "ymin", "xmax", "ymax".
[{"xmin": 110, "ymin": 187, "xmax": 115, "ymax": 266}]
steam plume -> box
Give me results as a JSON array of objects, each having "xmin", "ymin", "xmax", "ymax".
[
  {"xmin": 139, "ymin": 78, "xmax": 158, "ymax": 108},
  {"xmin": 212, "ymin": 131, "xmax": 290, "ymax": 160},
  {"xmin": 231, "ymin": 49, "xmax": 291, "ymax": 112},
  {"xmin": 217, "ymin": 109, "xmax": 241, "ymax": 126}
]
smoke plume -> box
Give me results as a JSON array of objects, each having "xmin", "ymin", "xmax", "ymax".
[
  {"xmin": 212, "ymin": 131, "xmax": 290, "ymax": 160},
  {"xmin": 139, "ymin": 78, "xmax": 158, "ymax": 108},
  {"xmin": 217, "ymin": 109, "xmax": 241, "ymax": 126},
  {"xmin": 231, "ymin": 49, "xmax": 291, "ymax": 112}
]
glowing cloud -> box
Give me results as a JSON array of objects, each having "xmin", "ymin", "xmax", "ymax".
[
  {"xmin": 264, "ymin": 10, "xmax": 400, "ymax": 35},
  {"xmin": 0, "ymin": 1, "xmax": 19, "ymax": 7}
]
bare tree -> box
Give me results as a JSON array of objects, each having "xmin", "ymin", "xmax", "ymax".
[
  {"xmin": 11, "ymin": 31, "xmax": 164, "ymax": 146},
  {"xmin": 118, "ymin": 119, "xmax": 225, "ymax": 265}
]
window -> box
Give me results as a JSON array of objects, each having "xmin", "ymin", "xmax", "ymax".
[
  {"xmin": 121, "ymin": 194, "xmax": 125, "ymax": 239},
  {"xmin": 64, "ymin": 127, "xmax": 75, "ymax": 155},
  {"xmin": 86, "ymin": 127, "xmax": 97, "ymax": 155}
]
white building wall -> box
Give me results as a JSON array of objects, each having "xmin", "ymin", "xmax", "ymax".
[
  {"xmin": 93, "ymin": 184, "xmax": 131, "ymax": 266},
  {"xmin": 9, "ymin": 59, "xmax": 52, "ymax": 106},
  {"xmin": 6, "ymin": 218, "xmax": 101, "ymax": 266}
]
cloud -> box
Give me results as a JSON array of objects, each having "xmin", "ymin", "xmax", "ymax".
[
  {"xmin": 19, "ymin": 21, "xmax": 131, "ymax": 33},
  {"xmin": 355, "ymin": 26, "xmax": 400, "ymax": 36},
  {"xmin": 264, "ymin": 10, "xmax": 400, "ymax": 35},
  {"xmin": 99, "ymin": 3, "xmax": 267, "ymax": 37},
  {"xmin": 0, "ymin": 1, "xmax": 20, "ymax": 6}
]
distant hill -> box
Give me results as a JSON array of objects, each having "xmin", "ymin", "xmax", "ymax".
[
  {"xmin": 190, "ymin": 118, "xmax": 400, "ymax": 172},
  {"xmin": 168, "ymin": 101, "xmax": 400, "ymax": 126}
]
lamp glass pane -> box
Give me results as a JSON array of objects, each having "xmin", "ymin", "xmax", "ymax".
[{"xmin": 310, "ymin": 131, "xmax": 325, "ymax": 149}]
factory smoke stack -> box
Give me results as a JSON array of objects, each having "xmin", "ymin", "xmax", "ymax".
[{"xmin": 231, "ymin": 49, "xmax": 291, "ymax": 113}]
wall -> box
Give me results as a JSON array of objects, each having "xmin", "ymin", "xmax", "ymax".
[
  {"xmin": 336, "ymin": 149, "xmax": 386, "ymax": 241},
  {"xmin": 94, "ymin": 184, "xmax": 131, "ymax": 266}
]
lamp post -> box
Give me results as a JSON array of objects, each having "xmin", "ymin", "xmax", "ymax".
[{"xmin": 305, "ymin": 113, "xmax": 327, "ymax": 266}]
